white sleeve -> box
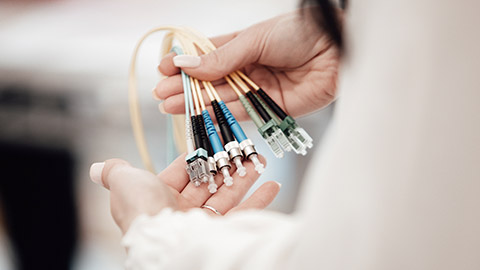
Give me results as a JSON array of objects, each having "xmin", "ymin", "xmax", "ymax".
[{"xmin": 122, "ymin": 209, "xmax": 297, "ymax": 270}]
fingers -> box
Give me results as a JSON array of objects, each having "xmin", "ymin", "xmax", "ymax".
[
  {"xmin": 157, "ymin": 153, "xmax": 190, "ymax": 192},
  {"xmin": 89, "ymin": 158, "xmax": 179, "ymax": 233},
  {"xmin": 209, "ymin": 31, "xmax": 241, "ymax": 47},
  {"xmin": 181, "ymin": 155, "xmax": 265, "ymax": 208},
  {"xmin": 173, "ymin": 31, "xmax": 262, "ymax": 81},
  {"xmin": 202, "ymin": 155, "xmax": 267, "ymax": 214},
  {"xmin": 155, "ymin": 74, "xmax": 231, "ymax": 102},
  {"xmin": 160, "ymin": 85, "xmax": 239, "ymax": 112},
  {"xmin": 90, "ymin": 155, "xmax": 190, "ymax": 193},
  {"xmin": 157, "ymin": 31, "xmax": 240, "ymax": 77},
  {"xmin": 155, "ymin": 74, "xmax": 183, "ymax": 100},
  {"xmin": 179, "ymin": 171, "xmax": 225, "ymax": 207},
  {"xmin": 227, "ymin": 181, "xmax": 281, "ymax": 214},
  {"xmin": 89, "ymin": 158, "xmax": 131, "ymax": 190},
  {"xmin": 158, "ymin": 52, "xmax": 179, "ymax": 76}
]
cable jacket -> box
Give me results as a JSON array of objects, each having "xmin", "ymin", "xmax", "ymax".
[
  {"xmin": 219, "ymin": 101, "xmax": 247, "ymax": 142},
  {"xmin": 191, "ymin": 115, "xmax": 203, "ymax": 150},
  {"xmin": 256, "ymin": 88, "xmax": 288, "ymax": 120},
  {"xmin": 202, "ymin": 110, "xmax": 223, "ymax": 153},
  {"xmin": 197, "ymin": 116, "xmax": 214, "ymax": 156},
  {"xmin": 246, "ymin": 91, "xmax": 271, "ymax": 122},
  {"xmin": 211, "ymin": 100, "xmax": 235, "ymax": 144}
]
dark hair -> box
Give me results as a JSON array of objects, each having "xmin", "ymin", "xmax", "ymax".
[{"xmin": 302, "ymin": 0, "xmax": 346, "ymax": 50}]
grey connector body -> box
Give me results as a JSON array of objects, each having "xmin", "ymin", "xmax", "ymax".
[{"xmin": 185, "ymin": 148, "xmax": 209, "ymax": 187}]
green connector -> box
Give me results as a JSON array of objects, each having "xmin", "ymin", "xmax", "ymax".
[
  {"xmin": 239, "ymin": 95, "xmax": 263, "ymax": 128},
  {"xmin": 253, "ymin": 92, "xmax": 282, "ymax": 125}
]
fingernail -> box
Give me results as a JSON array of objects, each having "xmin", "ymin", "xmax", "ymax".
[
  {"xmin": 90, "ymin": 162, "xmax": 105, "ymax": 186},
  {"xmin": 152, "ymin": 88, "xmax": 161, "ymax": 101},
  {"xmin": 173, "ymin": 55, "xmax": 201, "ymax": 68},
  {"xmin": 275, "ymin": 181, "xmax": 282, "ymax": 188},
  {"xmin": 158, "ymin": 102, "xmax": 166, "ymax": 114}
]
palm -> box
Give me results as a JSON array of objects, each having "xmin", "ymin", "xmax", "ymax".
[
  {"xmin": 157, "ymin": 154, "xmax": 278, "ymax": 216},
  {"xmin": 245, "ymin": 50, "xmax": 338, "ymax": 118},
  {"xmin": 106, "ymin": 154, "xmax": 279, "ymax": 233}
]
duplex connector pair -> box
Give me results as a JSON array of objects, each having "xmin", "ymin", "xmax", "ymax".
[{"xmin": 185, "ymin": 148, "xmax": 209, "ymax": 187}]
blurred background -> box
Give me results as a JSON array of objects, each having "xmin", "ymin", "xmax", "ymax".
[{"xmin": 0, "ymin": 0, "xmax": 333, "ymax": 269}]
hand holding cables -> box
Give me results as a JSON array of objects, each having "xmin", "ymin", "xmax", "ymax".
[
  {"xmin": 155, "ymin": 11, "xmax": 338, "ymax": 121},
  {"xmin": 130, "ymin": 11, "xmax": 337, "ymax": 194}
]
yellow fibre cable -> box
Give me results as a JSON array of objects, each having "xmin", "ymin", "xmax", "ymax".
[
  {"xmin": 206, "ymin": 82, "xmax": 221, "ymax": 101},
  {"xmin": 229, "ymin": 72, "xmax": 251, "ymax": 94},
  {"xmin": 160, "ymin": 32, "xmax": 175, "ymax": 60},
  {"xmin": 194, "ymin": 79, "xmax": 207, "ymax": 111},
  {"xmin": 190, "ymin": 77, "xmax": 202, "ymax": 115},
  {"xmin": 225, "ymin": 76, "xmax": 243, "ymax": 97},
  {"xmin": 129, "ymin": 26, "xmax": 202, "ymax": 173},
  {"xmin": 201, "ymin": 81, "xmax": 216, "ymax": 101},
  {"xmin": 235, "ymin": 71, "xmax": 260, "ymax": 90}
]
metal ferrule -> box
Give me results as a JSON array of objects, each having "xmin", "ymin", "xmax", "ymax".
[
  {"xmin": 239, "ymin": 139, "xmax": 257, "ymax": 158},
  {"xmin": 208, "ymin": 156, "xmax": 217, "ymax": 174},
  {"xmin": 224, "ymin": 141, "xmax": 243, "ymax": 160},
  {"xmin": 214, "ymin": 151, "xmax": 231, "ymax": 169}
]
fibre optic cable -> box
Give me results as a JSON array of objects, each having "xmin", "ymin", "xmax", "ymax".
[
  {"xmin": 179, "ymin": 26, "xmax": 313, "ymax": 155},
  {"xmin": 228, "ymin": 73, "xmax": 293, "ymax": 156},
  {"xmin": 206, "ymin": 81, "xmax": 265, "ymax": 174},
  {"xmin": 177, "ymin": 34, "xmax": 222, "ymax": 191},
  {"xmin": 236, "ymin": 71, "xmax": 313, "ymax": 155},
  {"xmin": 202, "ymin": 82, "xmax": 247, "ymax": 177},
  {"xmin": 190, "ymin": 77, "xmax": 218, "ymax": 193},
  {"xmin": 224, "ymin": 76, "xmax": 284, "ymax": 158},
  {"xmin": 196, "ymin": 82, "xmax": 234, "ymax": 187},
  {"xmin": 171, "ymin": 46, "xmax": 210, "ymax": 187}
]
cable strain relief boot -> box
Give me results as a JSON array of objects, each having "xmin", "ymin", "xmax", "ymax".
[
  {"xmin": 212, "ymin": 100, "xmax": 235, "ymax": 143},
  {"xmin": 197, "ymin": 116, "xmax": 214, "ymax": 156},
  {"xmin": 191, "ymin": 115, "xmax": 203, "ymax": 150},
  {"xmin": 246, "ymin": 91, "xmax": 271, "ymax": 122},
  {"xmin": 256, "ymin": 88, "xmax": 288, "ymax": 120}
]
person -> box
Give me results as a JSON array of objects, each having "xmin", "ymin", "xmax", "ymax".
[{"xmin": 89, "ymin": 0, "xmax": 480, "ymax": 269}]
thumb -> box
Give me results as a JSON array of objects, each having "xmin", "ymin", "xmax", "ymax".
[
  {"xmin": 173, "ymin": 32, "xmax": 261, "ymax": 81},
  {"xmin": 89, "ymin": 158, "xmax": 136, "ymax": 190}
]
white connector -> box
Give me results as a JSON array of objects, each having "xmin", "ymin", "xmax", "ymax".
[
  {"xmin": 207, "ymin": 174, "xmax": 217, "ymax": 193},
  {"xmin": 233, "ymin": 156, "xmax": 246, "ymax": 177},
  {"xmin": 249, "ymin": 154, "xmax": 265, "ymax": 174},
  {"xmin": 221, "ymin": 167, "xmax": 233, "ymax": 186}
]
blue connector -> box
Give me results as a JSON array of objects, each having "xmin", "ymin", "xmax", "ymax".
[
  {"xmin": 202, "ymin": 109, "xmax": 234, "ymax": 186},
  {"xmin": 218, "ymin": 101, "xmax": 264, "ymax": 174}
]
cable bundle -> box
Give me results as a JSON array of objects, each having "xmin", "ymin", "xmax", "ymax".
[{"xmin": 128, "ymin": 26, "xmax": 313, "ymax": 193}]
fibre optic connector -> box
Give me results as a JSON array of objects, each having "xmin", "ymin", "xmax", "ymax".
[
  {"xmin": 239, "ymin": 139, "xmax": 265, "ymax": 174},
  {"xmin": 213, "ymin": 151, "xmax": 233, "ymax": 186},
  {"xmin": 185, "ymin": 148, "xmax": 209, "ymax": 186}
]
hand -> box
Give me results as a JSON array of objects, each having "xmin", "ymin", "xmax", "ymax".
[
  {"xmin": 89, "ymin": 154, "xmax": 280, "ymax": 234},
  {"xmin": 154, "ymin": 10, "xmax": 340, "ymax": 121}
]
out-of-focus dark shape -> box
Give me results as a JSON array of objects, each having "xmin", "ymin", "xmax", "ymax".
[{"xmin": 0, "ymin": 85, "xmax": 78, "ymax": 270}]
